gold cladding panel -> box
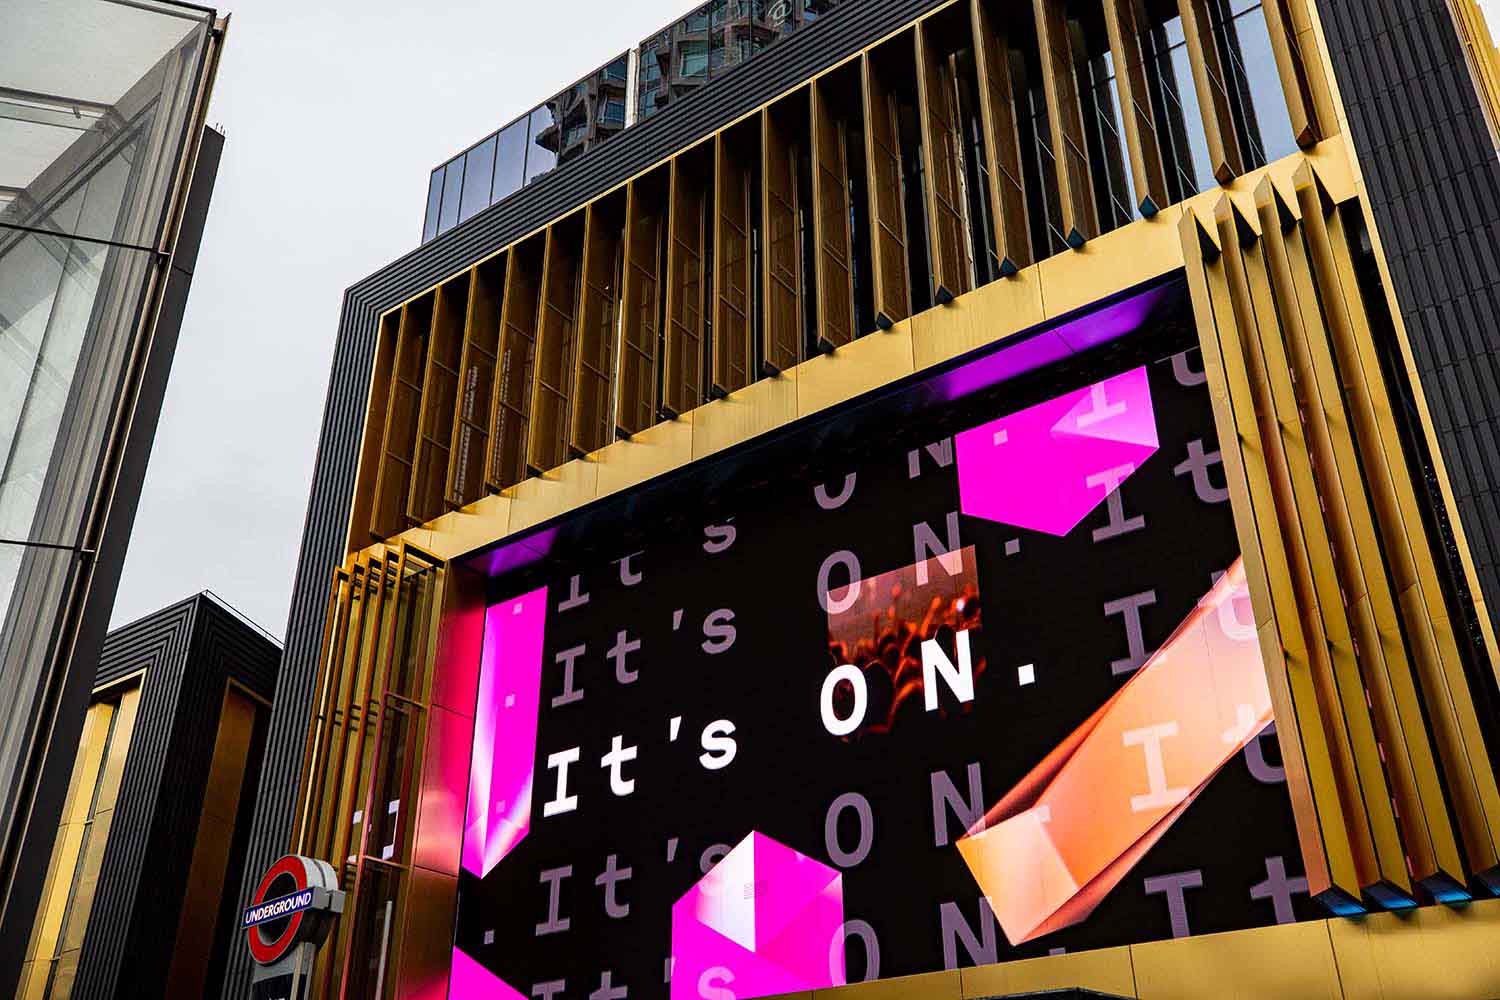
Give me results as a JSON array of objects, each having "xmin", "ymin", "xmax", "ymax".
[
  {"xmin": 1329, "ymin": 897, "xmax": 1500, "ymax": 999},
  {"xmin": 1131, "ymin": 920, "xmax": 1343, "ymax": 999},
  {"xmin": 594, "ymin": 416, "xmax": 696, "ymax": 500},
  {"xmin": 690, "ymin": 368, "xmax": 800, "ymax": 461},
  {"xmin": 910, "ymin": 266, "xmax": 1044, "ymax": 371},
  {"xmin": 1035, "ymin": 205, "xmax": 1185, "ymax": 319},
  {"xmin": 960, "ymin": 945, "xmax": 1136, "ymax": 997},
  {"xmin": 816, "ymin": 969, "xmax": 961, "ymax": 1000},
  {"xmin": 795, "ymin": 319, "xmax": 915, "ymax": 418},
  {"xmin": 505, "ymin": 459, "xmax": 599, "ymax": 534}
]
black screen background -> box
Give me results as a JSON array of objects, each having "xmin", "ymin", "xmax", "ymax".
[{"xmin": 454, "ymin": 300, "xmax": 1318, "ymax": 996}]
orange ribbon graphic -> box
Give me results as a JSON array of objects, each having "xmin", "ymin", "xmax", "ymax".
[{"xmin": 957, "ymin": 559, "xmax": 1271, "ymax": 944}]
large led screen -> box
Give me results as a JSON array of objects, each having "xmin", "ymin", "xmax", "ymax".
[{"xmin": 450, "ymin": 285, "xmax": 1316, "ymax": 999}]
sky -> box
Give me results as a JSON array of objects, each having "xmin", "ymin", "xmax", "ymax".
[
  {"xmin": 110, "ymin": 0, "xmax": 1500, "ymax": 640},
  {"xmin": 109, "ymin": 0, "xmax": 688, "ymax": 638}
]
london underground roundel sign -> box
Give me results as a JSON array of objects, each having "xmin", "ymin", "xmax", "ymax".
[{"xmin": 244, "ymin": 854, "xmax": 343, "ymax": 966}]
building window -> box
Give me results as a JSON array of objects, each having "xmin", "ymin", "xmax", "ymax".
[
  {"xmin": 524, "ymin": 106, "xmax": 558, "ymax": 184},
  {"xmin": 494, "ymin": 119, "xmax": 528, "ymax": 203},
  {"xmin": 1210, "ymin": 0, "xmax": 1298, "ymax": 169},
  {"xmin": 1143, "ymin": 11, "xmax": 1217, "ymax": 202},
  {"xmin": 680, "ymin": 40, "xmax": 710, "ymax": 79}
]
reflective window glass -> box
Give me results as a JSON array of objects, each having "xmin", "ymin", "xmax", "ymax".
[
  {"xmin": 459, "ymin": 136, "xmax": 497, "ymax": 223},
  {"xmin": 524, "ymin": 106, "xmax": 557, "ymax": 185},
  {"xmin": 494, "ymin": 120, "xmax": 528, "ymax": 203},
  {"xmin": 438, "ymin": 155, "xmax": 464, "ymax": 234},
  {"xmin": 680, "ymin": 40, "xmax": 710, "ymax": 79},
  {"xmin": 422, "ymin": 166, "xmax": 444, "ymax": 243}
]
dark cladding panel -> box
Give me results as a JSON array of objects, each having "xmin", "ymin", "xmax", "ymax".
[{"xmin": 1314, "ymin": 0, "xmax": 1500, "ymax": 667}]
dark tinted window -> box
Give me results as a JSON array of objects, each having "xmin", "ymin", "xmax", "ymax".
[{"xmin": 524, "ymin": 106, "xmax": 557, "ymax": 184}]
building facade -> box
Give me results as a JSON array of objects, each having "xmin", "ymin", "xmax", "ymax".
[
  {"xmin": 18, "ymin": 593, "xmax": 279, "ymax": 1000},
  {"xmin": 237, "ymin": 0, "xmax": 1500, "ymax": 996},
  {"xmin": 0, "ymin": 2, "xmax": 227, "ymax": 990}
]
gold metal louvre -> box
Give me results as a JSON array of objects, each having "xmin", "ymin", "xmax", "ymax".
[{"xmin": 347, "ymin": 0, "xmax": 1341, "ymax": 552}]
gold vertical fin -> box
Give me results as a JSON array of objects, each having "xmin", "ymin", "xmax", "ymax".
[
  {"xmin": 1256, "ymin": 175, "xmax": 1466, "ymax": 887},
  {"xmin": 971, "ymin": 0, "xmax": 1033, "ymax": 269},
  {"xmin": 448, "ymin": 256, "xmax": 504, "ymax": 507},
  {"xmin": 1260, "ymin": 0, "xmax": 1319, "ymax": 146},
  {"xmin": 528, "ymin": 224, "xmax": 582, "ymax": 473},
  {"xmin": 1032, "ymin": 0, "xmax": 1099, "ymax": 242},
  {"xmin": 1179, "ymin": 206, "xmax": 1365, "ymax": 906},
  {"xmin": 762, "ymin": 103, "xmax": 803, "ymax": 373},
  {"xmin": 915, "ymin": 20, "xmax": 974, "ymax": 296},
  {"xmin": 371, "ymin": 299, "xmax": 431, "ymax": 537},
  {"xmin": 1174, "ymin": 0, "xmax": 1243, "ymax": 184},
  {"xmin": 665, "ymin": 155, "xmax": 708, "ymax": 414},
  {"xmin": 1297, "ymin": 163, "xmax": 1500, "ymax": 881},
  {"xmin": 1101, "ymin": 0, "xmax": 1169, "ymax": 214},
  {"xmin": 572, "ymin": 202, "xmax": 623, "ymax": 455},
  {"xmin": 862, "ymin": 48, "xmax": 912, "ymax": 326},
  {"xmin": 1216, "ymin": 195, "xmax": 1412, "ymax": 900},
  {"xmin": 811, "ymin": 77, "xmax": 857, "ymax": 348},
  {"xmin": 408, "ymin": 276, "xmax": 467, "ymax": 523},
  {"xmin": 713, "ymin": 132, "xmax": 754, "ymax": 394},
  {"xmin": 617, "ymin": 177, "xmax": 664, "ymax": 436},
  {"xmin": 487, "ymin": 238, "xmax": 540, "ymax": 490}
]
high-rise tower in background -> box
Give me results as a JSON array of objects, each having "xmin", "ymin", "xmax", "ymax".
[{"xmin": 0, "ymin": 2, "xmax": 227, "ymax": 992}]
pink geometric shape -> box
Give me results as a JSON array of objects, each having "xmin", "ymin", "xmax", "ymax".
[
  {"xmin": 449, "ymin": 945, "xmax": 528, "ymax": 1000},
  {"xmin": 955, "ymin": 366, "xmax": 1159, "ymax": 537},
  {"xmin": 956, "ymin": 559, "xmax": 1271, "ymax": 944},
  {"xmin": 671, "ymin": 832, "xmax": 846, "ymax": 1000},
  {"xmin": 461, "ymin": 587, "xmax": 547, "ymax": 878}
]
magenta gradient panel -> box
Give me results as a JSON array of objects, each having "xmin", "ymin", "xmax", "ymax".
[
  {"xmin": 461, "ymin": 586, "xmax": 548, "ymax": 879},
  {"xmin": 670, "ymin": 832, "xmax": 846, "ymax": 1000},
  {"xmin": 955, "ymin": 366, "xmax": 1159, "ymax": 536},
  {"xmin": 450, "ymin": 945, "xmax": 528, "ymax": 1000}
]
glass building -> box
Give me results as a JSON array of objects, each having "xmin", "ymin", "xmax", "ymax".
[
  {"xmin": 236, "ymin": 0, "xmax": 1500, "ymax": 997},
  {"xmin": 0, "ymin": 1, "xmax": 227, "ymax": 987}
]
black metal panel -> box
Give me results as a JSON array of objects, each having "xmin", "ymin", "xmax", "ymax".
[
  {"xmin": 1315, "ymin": 1, "xmax": 1500, "ymax": 741},
  {"xmin": 222, "ymin": 2, "xmax": 950, "ymax": 994},
  {"xmin": 73, "ymin": 595, "xmax": 280, "ymax": 1000}
]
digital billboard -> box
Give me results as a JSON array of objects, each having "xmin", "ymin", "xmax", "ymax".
[{"xmin": 450, "ymin": 283, "xmax": 1316, "ymax": 999}]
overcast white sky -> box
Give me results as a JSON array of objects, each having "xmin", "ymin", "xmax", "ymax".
[
  {"xmin": 110, "ymin": 0, "xmax": 688, "ymax": 637},
  {"xmin": 111, "ymin": 0, "xmax": 1500, "ymax": 639}
]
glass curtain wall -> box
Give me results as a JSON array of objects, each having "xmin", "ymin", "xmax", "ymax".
[
  {"xmin": 0, "ymin": 0, "xmax": 213, "ymax": 873},
  {"xmin": 424, "ymin": 55, "xmax": 630, "ymax": 244},
  {"xmin": 423, "ymin": 0, "xmax": 857, "ymax": 244}
]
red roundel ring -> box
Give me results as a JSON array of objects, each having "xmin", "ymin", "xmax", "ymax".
[{"xmin": 247, "ymin": 855, "xmax": 309, "ymax": 964}]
